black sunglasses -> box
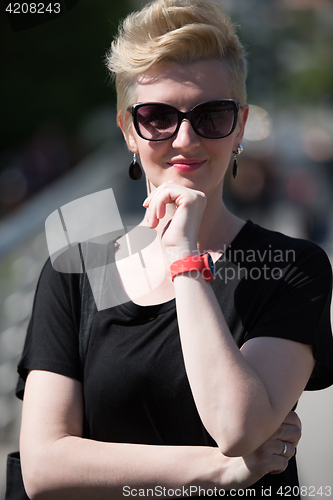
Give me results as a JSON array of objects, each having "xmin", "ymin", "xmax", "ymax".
[{"xmin": 131, "ymin": 99, "xmax": 239, "ymax": 141}]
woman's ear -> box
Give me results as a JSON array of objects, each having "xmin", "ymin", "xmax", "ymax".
[
  {"xmin": 234, "ymin": 104, "xmax": 249, "ymax": 149},
  {"xmin": 119, "ymin": 111, "xmax": 139, "ymax": 153}
]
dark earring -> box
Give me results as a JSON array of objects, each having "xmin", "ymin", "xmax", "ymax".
[
  {"xmin": 232, "ymin": 144, "xmax": 243, "ymax": 179},
  {"xmin": 129, "ymin": 153, "xmax": 142, "ymax": 180}
]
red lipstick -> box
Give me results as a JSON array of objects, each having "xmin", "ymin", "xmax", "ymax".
[{"xmin": 169, "ymin": 159, "xmax": 205, "ymax": 172}]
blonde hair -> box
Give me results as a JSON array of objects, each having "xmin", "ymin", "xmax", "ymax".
[{"xmin": 105, "ymin": 0, "xmax": 248, "ymax": 130}]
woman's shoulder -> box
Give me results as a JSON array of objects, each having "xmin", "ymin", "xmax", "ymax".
[
  {"xmin": 235, "ymin": 220, "xmax": 332, "ymax": 274},
  {"xmin": 38, "ymin": 256, "xmax": 81, "ymax": 294},
  {"xmin": 31, "ymin": 257, "xmax": 83, "ymax": 334}
]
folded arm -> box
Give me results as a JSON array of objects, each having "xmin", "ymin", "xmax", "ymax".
[
  {"xmin": 173, "ymin": 272, "xmax": 315, "ymax": 456},
  {"xmin": 20, "ymin": 370, "xmax": 301, "ymax": 499},
  {"xmin": 144, "ymin": 182, "xmax": 315, "ymax": 457}
]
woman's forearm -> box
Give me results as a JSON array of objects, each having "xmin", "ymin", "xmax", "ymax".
[
  {"xmin": 172, "ymin": 272, "xmax": 313, "ymax": 457},
  {"xmin": 23, "ymin": 438, "xmax": 248, "ymax": 500},
  {"xmin": 173, "ymin": 273, "xmax": 272, "ymax": 455}
]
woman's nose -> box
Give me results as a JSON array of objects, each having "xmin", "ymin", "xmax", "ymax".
[{"xmin": 171, "ymin": 119, "xmax": 201, "ymax": 151}]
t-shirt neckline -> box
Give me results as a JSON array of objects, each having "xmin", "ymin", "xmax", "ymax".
[{"xmin": 117, "ymin": 220, "xmax": 255, "ymax": 315}]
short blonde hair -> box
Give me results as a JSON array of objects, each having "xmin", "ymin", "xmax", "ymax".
[{"xmin": 105, "ymin": 0, "xmax": 248, "ymax": 130}]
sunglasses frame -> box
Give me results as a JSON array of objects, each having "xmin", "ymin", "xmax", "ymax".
[{"xmin": 131, "ymin": 99, "xmax": 239, "ymax": 141}]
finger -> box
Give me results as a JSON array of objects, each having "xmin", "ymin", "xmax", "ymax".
[
  {"xmin": 147, "ymin": 189, "xmax": 177, "ymax": 227},
  {"xmin": 147, "ymin": 209, "xmax": 159, "ymax": 229},
  {"xmin": 274, "ymin": 422, "xmax": 302, "ymax": 447},
  {"xmin": 148, "ymin": 183, "xmax": 193, "ymax": 225},
  {"xmin": 282, "ymin": 410, "xmax": 302, "ymax": 431},
  {"xmin": 243, "ymin": 448, "xmax": 289, "ymax": 478},
  {"xmin": 269, "ymin": 455, "xmax": 289, "ymax": 474},
  {"xmin": 267, "ymin": 447, "xmax": 292, "ymax": 475},
  {"xmin": 273, "ymin": 440, "xmax": 295, "ymax": 461},
  {"xmin": 142, "ymin": 182, "xmax": 169, "ymax": 209}
]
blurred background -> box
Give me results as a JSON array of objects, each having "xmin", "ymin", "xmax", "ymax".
[{"xmin": 0, "ymin": 0, "xmax": 332, "ymax": 498}]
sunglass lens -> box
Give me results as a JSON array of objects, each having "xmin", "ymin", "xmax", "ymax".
[
  {"xmin": 193, "ymin": 102, "xmax": 236, "ymax": 138},
  {"xmin": 136, "ymin": 104, "xmax": 178, "ymax": 140}
]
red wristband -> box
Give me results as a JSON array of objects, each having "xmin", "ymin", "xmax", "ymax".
[{"xmin": 170, "ymin": 252, "xmax": 215, "ymax": 282}]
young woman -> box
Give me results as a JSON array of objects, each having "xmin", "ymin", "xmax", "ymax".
[{"xmin": 18, "ymin": 0, "xmax": 333, "ymax": 498}]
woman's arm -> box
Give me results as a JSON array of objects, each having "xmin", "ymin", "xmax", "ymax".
[
  {"xmin": 20, "ymin": 370, "xmax": 301, "ymax": 499},
  {"xmin": 173, "ymin": 274, "xmax": 314, "ymax": 456},
  {"xmin": 144, "ymin": 182, "xmax": 315, "ymax": 457}
]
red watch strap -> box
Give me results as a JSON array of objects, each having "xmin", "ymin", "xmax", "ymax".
[{"xmin": 170, "ymin": 253, "xmax": 215, "ymax": 282}]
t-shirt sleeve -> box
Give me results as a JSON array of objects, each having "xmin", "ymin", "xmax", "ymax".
[
  {"xmin": 17, "ymin": 258, "xmax": 82, "ymax": 399},
  {"xmin": 244, "ymin": 243, "xmax": 333, "ymax": 391}
]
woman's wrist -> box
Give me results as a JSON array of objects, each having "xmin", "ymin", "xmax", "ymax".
[
  {"xmin": 165, "ymin": 246, "xmax": 198, "ymax": 266},
  {"xmin": 202, "ymin": 449, "xmax": 261, "ymax": 492}
]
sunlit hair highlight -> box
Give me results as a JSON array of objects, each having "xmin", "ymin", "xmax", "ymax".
[{"xmin": 105, "ymin": 0, "xmax": 248, "ymax": 131}]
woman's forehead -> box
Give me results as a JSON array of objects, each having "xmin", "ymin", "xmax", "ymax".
[{"xmin": 135, "ymin": 60, "xmax": 233, "ymax": 102}]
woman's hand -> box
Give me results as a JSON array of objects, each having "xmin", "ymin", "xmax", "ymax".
[
  {"xmin": 143, "ymin": 181, "xmax": 206, "ymax": 262},
  {"xmin": 234, "ymin": 411, "xmax": 302, "ymax": 488}
]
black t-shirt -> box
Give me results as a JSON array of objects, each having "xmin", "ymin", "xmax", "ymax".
[{"xmin": 17, "ymin": 221, "xmax": 333, "ymax": 498}]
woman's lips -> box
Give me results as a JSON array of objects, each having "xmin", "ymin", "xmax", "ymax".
[{"xmin": 168, "ymin": 159, "xmax": 206, "ymax": 172}]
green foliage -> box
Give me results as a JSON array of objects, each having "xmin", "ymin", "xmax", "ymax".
[
  {"xmin": 0, "ymin": 0, "xmax": 131, "ymax": 150},
  {"xmin": 277, "ymin": 64, "xmax": 333, "ymax": 103}
]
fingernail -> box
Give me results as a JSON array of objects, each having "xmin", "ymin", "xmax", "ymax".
[{"xmin": 143, "ymin": 197, "xmax": 149, "ymax": 206}]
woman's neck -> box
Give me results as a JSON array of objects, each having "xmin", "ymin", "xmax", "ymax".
[{"xmin": 197, "ymin": 199, "xmax": 245, "ymax": 258}]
